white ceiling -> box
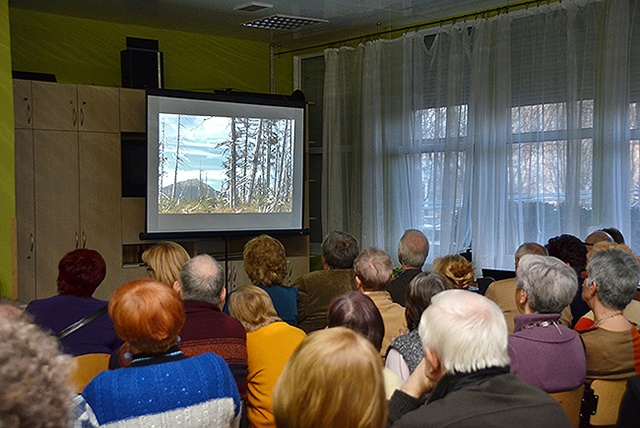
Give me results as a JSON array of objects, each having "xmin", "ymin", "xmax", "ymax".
[{"xmin": 9, "ymin": 0, "xmax": 509, "ymax": 51}]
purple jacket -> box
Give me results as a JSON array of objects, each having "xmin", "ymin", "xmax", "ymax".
[{"xmin": 508, "ymin": 313, "xmax": 586, "ymax": 393}]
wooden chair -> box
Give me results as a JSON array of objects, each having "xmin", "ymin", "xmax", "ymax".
[
  {"xmin": 71, "ymin": 353, "xmax": 110, "ymax": 393},
  {"xmin": 587, "ymin": 379, "xmax": 628, "ymax": 427},
  {"xmin": 550, "ymin": 384, "xmax": 584, "ymax": 428}
]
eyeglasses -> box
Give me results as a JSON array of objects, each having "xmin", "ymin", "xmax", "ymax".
[{"xmin": 144, "ymin": 265, "xmax": 154, "ymax": 273}]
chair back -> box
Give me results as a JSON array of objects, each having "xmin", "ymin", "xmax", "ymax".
[
  {"xmin": 550, "ymin": 384, "xmax": 584, "ymax": 428},
  {"xmin": 589, "ymin": 379, "xmax": 628, "ymax": 426},
  {"xmin": 72, "ymin": 353, "xmax": 110, "ymax": 393}
]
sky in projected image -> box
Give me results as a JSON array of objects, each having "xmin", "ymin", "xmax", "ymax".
[{"xmin": 159, "ymin": 113, "xmax": 228, "ymax": 191}]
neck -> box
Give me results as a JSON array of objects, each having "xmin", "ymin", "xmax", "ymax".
[{"xmin": 592, "ymin": 301, "xmax": 628, "ymax": 331}]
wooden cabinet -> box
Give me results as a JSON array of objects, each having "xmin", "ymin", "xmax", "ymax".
[
  {"xmin": 14, "ymin": 80, "xmax": 123, "ymax": 302},
  {"xmin": 119, "ymin": 88, "xmax": 146, "ymax": 133}
]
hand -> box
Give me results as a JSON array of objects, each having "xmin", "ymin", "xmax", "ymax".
[
  {"xmin": 390, "ymin": 329, "xmax": 410, "ymax": 342},
  {"xmin": 401, "ymin": 358, "xmax": 437, "ymax": 399}
]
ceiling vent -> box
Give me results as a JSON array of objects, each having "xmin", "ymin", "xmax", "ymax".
[
  {"xmin": 234, "ymin": 2, "xmax": 273, "ymax": 13},
  {"xmin": 242, "ymin": 14, "xmax": 328, "ymax": 30}
]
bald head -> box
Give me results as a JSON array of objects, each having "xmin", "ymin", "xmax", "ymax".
[
  {"xmin": 178, "ymin": 254, "xmax": 225, "ymax": 304},
  {"xmin": 398, "ymin": 229, "xmax": 429, "ymax": 269},
  {"xmin": 514, "ymin": 243, "xmax": 548, "ymax": 268},
  {"xmin": 585, "ymin": 231, "xmax": 614, "ymax": 246}
]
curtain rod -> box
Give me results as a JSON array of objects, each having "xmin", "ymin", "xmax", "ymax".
[{"xmin": 274, "ymin": 0, "xmax": 561, "ymax": 56}]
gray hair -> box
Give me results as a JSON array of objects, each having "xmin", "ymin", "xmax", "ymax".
[
  {"xmin": 516, "ymin": 255, "xmax": 576, "ymax": 313},
  {"xmin": 515, "ymin": 242, "xmax": 548, "ymax": 260},
  {"xmin": 398, "ymin": 229, "xmax": 429, "ymax": 268},
  {"xmin": 178, "ymin": 254, "xmax": 225, "ymax": 304},
  {"xmin": 354, "ymin": 247, "xmax": 394, "ymax": 291},
  {"xmin": 419, "ymin": 290, "xmax": 509, "ymax": 374},
  {"xmin": 322, "ymin": 231, "xmax": 360, "ymax": 269},
  {"xmin": 0, "ymin": 310, "xmax": 74, "ymax": 428},
  {"xmin": 587, "ymin": 248, "xmax": 640, "ymax": 311}
]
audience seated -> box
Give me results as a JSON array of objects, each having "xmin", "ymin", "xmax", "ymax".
[
  {"xmin": 387, "ymin": 229, "xmax": 429, "ymax": 306},
  {"xmin": 83, "ymin": 279, "xmax": 241, "ymax": 427},
  {"xmin": 576, "ymin": 248, "xmax": 640, "ymax": 381},
  {"xmin": 26, "ymin": 249, "xmax": 122, "ymax": 356},
  {"xmin": 0, "ymin": 303, "xmax": 99, "ymax": 428},
  {"xmin": 508, "ymin": 254, "xmax": 586, "ymax": 392},
  {"xmin": 141, "ymin": 241, "xmax": 190, "ymax": 287},
  {"xmin": 292, "ymin": 231, "xmax": 359, "ymax": 333},
  {"xmin": 226, "ymin": 234, "xmax": 297, "ymax": 326},
  {"xmin": 228, "ymin": 285, "xmax": 306, "ymax": 428},
  {"xmin": 431, "ymin": 254, "xmax": 477, "ymax": 290},
  {"xmin": 327, "ymin": 290, "xmax": 403, "ymax": 398},
  {"xmin": 355, "ymin": 247, "xmax": 407, "ymax": 355},
  {"xmin": 272, "ymin": 327, "xmax": 387, "ymax": 428},
  {"xmin": 575, "ymin": 242, "xmax": 640, "ymax": 328},
  {"xmin": 546, "ymin": 234, "xmax": 589, "ymax": 324},
  {"xmin": 175, "ymin": 254, "xmax": 248, "ymax": 399},
  {"xmin": 386, "ymin": 272, "xmax": 456, "ymax": 382},
  {"xmin": 387, "ymin": 290, "xmax": 571, "ymax": 428},
  {"xmin": 485, "ymin": 242, "xmax": 574, "ymax": 333}
]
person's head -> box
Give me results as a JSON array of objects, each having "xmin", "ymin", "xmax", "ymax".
[
  {"xmin": 585, "ymin": 230, "xmax": 614, "ymax": 247},
  {"xmin": 584, "ymin": 248, "xmax": 640, "ymax": 311},
  {"xmin": 602, "ymin": 227, "xmax": 625, "ymax": 244},
  {"xmin": 419, "ymin": 290, "xmax": 509, "ymax": 375},
  {"xmin": 545, "ymin": 234, "xmax": 587, "ymax": 278},
  {"xmin": 514, "ymin": 242, "xmax": 548, "ymax": 268},
  {"xmin": 515, "ymin": 254, "xmax": 577, "ymax": 314},
  {"xmin": 243, "ymin": 235, "xmax": 287, "ymax": 287},
  {"xmin": 57, "ymin": 249, "xmax": 106, "ymax": 297},
  {"xmin": 109, "ymin": 278, "xmax": 185, "ymax": 354},
  {"xmin": 321, "ymin": 231, "xmax": 360, "ymax": 269},
  {"xmin": 272, "ymin": 327, "xmax": 387, "ymax": 428},
  {"xmin": 354, "ymin": 248, "xmax": 394, "ymax": 291},
  {"xmin": 431, "ymin": 254, "xmax": 476, "ymax": 289},
  {"xmin": 0, "ymin": 310, "xmax": 74, "ymax": 428},
  {"xmin": 177, "ymin": 254, "xmax": 225, "ymax": 305},
  {"xmin": 586, "ymin": 242, "xmax": 640, "ymax": 266},
  {"xmin": 142, "ymin": 241, "xmax": 190, "ymax": 287},
  {"xmin": 228, "ymin": 285, "xmax": 280, "ymax": 332},
  {"xmin": 405, "ymin": 272, "xmax": 457, "ymax": 331},
  {"xmin": 327, "ymin": 291, "xmax": 385, "ymax": 352},
  {"xmin": 398, "ymin": 229, "xmax": 429, "ymax": 269}
]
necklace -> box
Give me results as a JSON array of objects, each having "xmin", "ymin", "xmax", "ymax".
[
  {"xmin": 593, "ymin": 312, "xmax": 623, "ymax": 327},
  {"xmin": 514, "ymin": 319, "xmax": 560, "ymax": 334}
]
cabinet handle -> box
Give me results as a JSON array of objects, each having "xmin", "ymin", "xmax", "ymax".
[
  {"xmin": 27, "ymin": 104, "xmax": 31, "ymax": 124},
  {"xmin": 73, "ymin": 108, "xmax": 77, "ymax": 127},
  {"xmin": 82, "ymin": 232, "xmax": 86, "ymax": 249},
  {"xmin": 80, "ymin": 108, "xmax": 85, "ymax": 127},
  {"xmin": 28, "ymin": 233, "xmax": 34, "ymax": 259},
  {"xmin": 75, "ymin": 231, "xmax": 79, "ymax": 249}
]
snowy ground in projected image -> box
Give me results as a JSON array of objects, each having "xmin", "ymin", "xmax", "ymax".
[{"xmin": 158, "ymin": 113, "xmax": 295, "ymax": 214}]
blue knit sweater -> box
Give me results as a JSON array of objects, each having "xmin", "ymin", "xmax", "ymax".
[{"xmin": 83, "ymin": 353, "xmax": 241, "ymax": 427}]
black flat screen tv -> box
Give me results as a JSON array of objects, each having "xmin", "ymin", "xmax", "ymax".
[{"xmin": 145, "ymin": 89, "xmax": 305, "ymax": 237}]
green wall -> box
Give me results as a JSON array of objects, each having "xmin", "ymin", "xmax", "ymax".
[
  {"xmin": 5, "ymin": 8, "xmax": 295, "ymax": 298},
  {"xmin": 1, "ymin": 0, "xmax": 15, "ymax": 298}
]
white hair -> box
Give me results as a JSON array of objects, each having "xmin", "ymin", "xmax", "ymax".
[
  {"xmin": 419, "ymin": 290, "xmax": 509, "ymax": 374},
  {"xmin": 516, "ymin": 254, "xmax": 577, "ymax": 313}
]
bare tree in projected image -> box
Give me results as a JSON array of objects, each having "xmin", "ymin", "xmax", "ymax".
[
  {"xmin": 172, "ymin": 115, "xmax": 184, "ymax": 199},
  {"xmin": 158, "ymin": 120, "xmax": 167, "ymax": 207}
]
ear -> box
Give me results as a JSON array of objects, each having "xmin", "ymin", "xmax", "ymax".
[
  {"xmin": 219, "ymin": 286, "xmax": 227, "ymax": 305},
  {"xmin": 423, "ymin": 347, "xmax": 444, "ymax": 382},
  {"xmin": 172, "ymin": 280, "xmax": 182, "ymax": 296},
  {"xmin": 515, "ymin": 288, "xmax": 528, "ymax": 314},
  {"xmin": 354, "ymin": 275, "xmax": 363, "ymax": 291},
  {"xmin": 321, "ymin": 256, "xmax": 330, "ymax": 270},
  {"xmin": 584, "ymin": 279, "xmax": 598, "ymax": 298}
]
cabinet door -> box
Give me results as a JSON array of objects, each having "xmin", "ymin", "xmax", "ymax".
[
  {"xmin": 34, "ymin": 130, "xmax": 80, "ymax": 298},
  {"xmin": 79, "ymin": 132, "xmax": 122, "ymax": 300},
  {"xmin": 13, "ymin": 80, "xmax": 33, "ymax": 129},
  {"xmin": 119, "ymin": 88, "xmax": 146, "ymax": 133},
  {"xmin": 32, "ymin": 82, "xmax": 78, "ymax": 131},
  {"xmin": 78, "ymin": 86, "xmax": 120, "ymax": 133},
  {"xmin": 15, "ymin": 129, "xmax": 36, "ymax": 303}
]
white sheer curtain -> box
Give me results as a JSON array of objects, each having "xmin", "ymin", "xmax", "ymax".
[{"xmin": 323, "ymin": 0, "xmax": 640, "ymax": 270}]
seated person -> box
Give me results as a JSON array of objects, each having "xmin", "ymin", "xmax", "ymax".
[
  {"xmin": 388, "ymin": 290, "xmax": 571, "ymax": 428},
  {"xmin": 142, "ymin": 241, "xmax": 190, "ymax": 287},
  {"xmin": 272, "ymin": 327, "xmax": 387, "ymax": 428},
  {"xmin": 577, "ymin": 248, "xmax": 640, "ymax": 381},
  {"xmin": 387, "ymin": 229, "xmax": 429, "ymax": 306},
  {"xmin": 386, "ymin": 272, "xmax": 456, "ymax": 381},
  {"xmin": 327, "ymin": 291, "xmax": 404, "ymax": 397},
  {"xmin": 508, "ymin": 254, "xmax": 586, "ymax": 392},
  {"xmin": 83, "ymin": 279, "xmax": 241, "ymax": 427},
  {"xmin": 228, "ymin": 285, "xmax": 306, "ymax": 428},
  {"xmin": 26, "ymin": 249, "xmax": 122, "ymax": 356},
  {"xmin": 431, "ymin": 254, "xmax": 477, "ymax": 290}
]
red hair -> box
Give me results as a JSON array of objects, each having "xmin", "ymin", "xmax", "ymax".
[
  {"xmin": 57, "ymin": 249, "xmax": 106, "ymax": 297},
  {"xmin": 109, "ymin": 279, "xmax": 185, "ymax": 354}
]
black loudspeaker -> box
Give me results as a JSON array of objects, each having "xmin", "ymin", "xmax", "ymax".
[{"xmin": 121, "ymin": 47, "xmax": 164, "ymax": 89}]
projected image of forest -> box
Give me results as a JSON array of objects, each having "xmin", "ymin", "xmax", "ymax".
[{"xmin": 158, "ymin": 113, "xmax": 295, "ymax": 214}]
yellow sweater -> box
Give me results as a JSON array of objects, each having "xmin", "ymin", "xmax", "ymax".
[{"xmin": 246, "ymin": 321, "xmax": 306, "ymax": 428}]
